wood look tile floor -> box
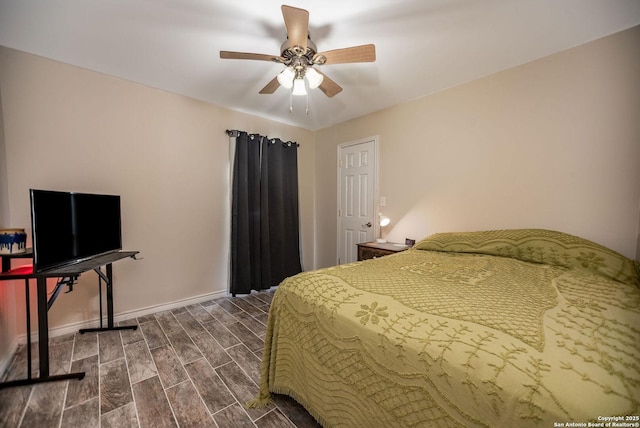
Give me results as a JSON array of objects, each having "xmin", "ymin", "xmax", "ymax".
[{"xmin": 0, "ymin": 290, "xmax": 322, "ymax": 428}]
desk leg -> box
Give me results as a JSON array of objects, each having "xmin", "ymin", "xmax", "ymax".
[
  {"xmin": 36, "ymin": 276, "xmax": 49, "ymax": 378},
  {"xmin": 25, "ymin": 279, "xmax": 32, "ymax": 380},
  {"xmin": 106, "ymin": 263, "xmax": 114, "ymax": 329},
  {"xmin": 79, "ymin": 264, "xmax": 137, "ymax": 334}
]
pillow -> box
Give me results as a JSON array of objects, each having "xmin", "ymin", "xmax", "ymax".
[{"xmin": 414, "ymin": 229, "xmax": 639, "ymax": 287}]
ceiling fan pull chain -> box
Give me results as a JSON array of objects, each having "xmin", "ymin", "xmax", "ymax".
[
  {"xmin": 289, "ymin": 91, "xmax": 293, "ymax": 113},
  {"xmin": 306, "ymin": 92, "xmax": 309, "ymax": 115}
]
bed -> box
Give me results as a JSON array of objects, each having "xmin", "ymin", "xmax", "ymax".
[{"xmin": 249, "ymin": 229, "xmax": 640, "ymax": 427}]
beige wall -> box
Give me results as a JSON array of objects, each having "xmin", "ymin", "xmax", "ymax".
[
  {"xmin": 315, "ymin": 25, "xmax": 640, "ymax": 267},
  {"xmin": 0, "ymin": 82, "xmax": 19, "ymax": 369},
  {"xmin": 0, "ymin": 47, "xmax": 315, "ymax": 351}
]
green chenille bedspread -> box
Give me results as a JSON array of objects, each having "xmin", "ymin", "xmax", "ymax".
[{"xmin": 249, "ymin": 229, "xmax": 640, "ymax": 427}]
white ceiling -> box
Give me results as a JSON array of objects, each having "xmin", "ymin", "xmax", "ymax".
[{"xmin": 1, "ymin": 0, "xmax": 639, "ymax": 131}]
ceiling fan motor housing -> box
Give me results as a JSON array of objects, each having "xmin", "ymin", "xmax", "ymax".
[{"xmin": 279, "ymin": 37, "xmax": 326, "ymax": 66}]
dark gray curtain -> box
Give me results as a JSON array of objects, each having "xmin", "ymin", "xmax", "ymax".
[{"xmin": 230, "ymin": 131, "xmax": 302, "ymax": 295}]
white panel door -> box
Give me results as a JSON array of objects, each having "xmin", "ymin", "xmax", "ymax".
[{"xmin": 338, "ymin": 138, "xmax": 377, "ymax": 264}]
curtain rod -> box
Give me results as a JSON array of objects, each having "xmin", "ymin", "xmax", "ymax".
[{"xmin": 225, "ymin": 129, "xmax": 299, "ymax": 147}]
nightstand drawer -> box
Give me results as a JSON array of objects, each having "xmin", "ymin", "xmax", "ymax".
[{"xmin": 357, "ymin": 242, "xmax": 408, "ymax": 261}]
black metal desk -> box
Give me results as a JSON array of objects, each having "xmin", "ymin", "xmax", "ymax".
[{"xmin": 0, "ymin": 250, "xmax": 139, "ymax": 389}]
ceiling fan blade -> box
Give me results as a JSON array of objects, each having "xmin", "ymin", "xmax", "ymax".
[
  {"xmin": 316, "ymin": 44, "xmax": 376, "ymax": 65},
  {"xmin": 317, "ymin": 71, "xmax": 343, "ymax": 98},
  {"xmin": 281, "ymin": 5, "xmax": 308, "ymax": 50},
  {"xmin": 259, "ymin": 76, "xmax": 280, "ymax": 94},
  {"xmin": 220, "ymin": 51, "xmax": 282, "ymax": 62}
]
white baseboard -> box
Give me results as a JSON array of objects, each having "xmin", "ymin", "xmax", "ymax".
[
  {"xmin": 14, "ymin": 289, "xmax": 229, "ymax": 344},
  {"xmin": 0, "ymin": 337, "xmax": 19, "ymax": 382}
]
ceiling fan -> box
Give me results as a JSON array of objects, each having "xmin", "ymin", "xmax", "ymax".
[{"xmin": 220, "ymin": 5, "xmax": 376, "ymax": 98}]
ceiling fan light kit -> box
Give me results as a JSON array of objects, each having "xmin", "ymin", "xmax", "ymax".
[
  {"xmin": 305, "ymin": 68, "xmax": 323, "ymax": 89},
  {"xmin": 220, "ymin": 5, "xmax": 376, "ymax": 112},
  {"xmin": 277, "ymin": 66, "xmax": 295, "ymax": 89},
  {"xmin": 292, "ymin": 78, "xmax": 306, "ymax": 96}
]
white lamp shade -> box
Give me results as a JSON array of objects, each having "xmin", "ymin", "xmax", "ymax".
[
  {"xmin": 305, "ymin": 67, "xmax": 324, "ymax": 89},
  {"xmin": 292, "ymin": 78, "xmax": 307, "ymax": 96},
  {"xmin": 379, "ymin": 213, "xmax": 390, "ymax": 227},
  {"xmin": 277, "ymin": 67, "xmax": 295, "ymax": 89}
]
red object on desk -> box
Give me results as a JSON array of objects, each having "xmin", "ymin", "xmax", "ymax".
[{"xmin": 8, "ymin": 265, "xmax": 33, "ymax": 275}]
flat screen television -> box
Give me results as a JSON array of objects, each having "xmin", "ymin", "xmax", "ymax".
[{"xmin": 30, "ymin": 189, "xmax": 122, "ymax": 272}]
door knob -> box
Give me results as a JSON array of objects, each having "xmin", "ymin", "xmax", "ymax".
[{"xmin": 362, "ymin": 222, "xmax": 372, "ymax": 228}]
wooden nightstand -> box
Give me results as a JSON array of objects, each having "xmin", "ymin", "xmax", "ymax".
[{"xmin": 357, "ymin": 242, "xmax": 409, "ymax": 261}]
